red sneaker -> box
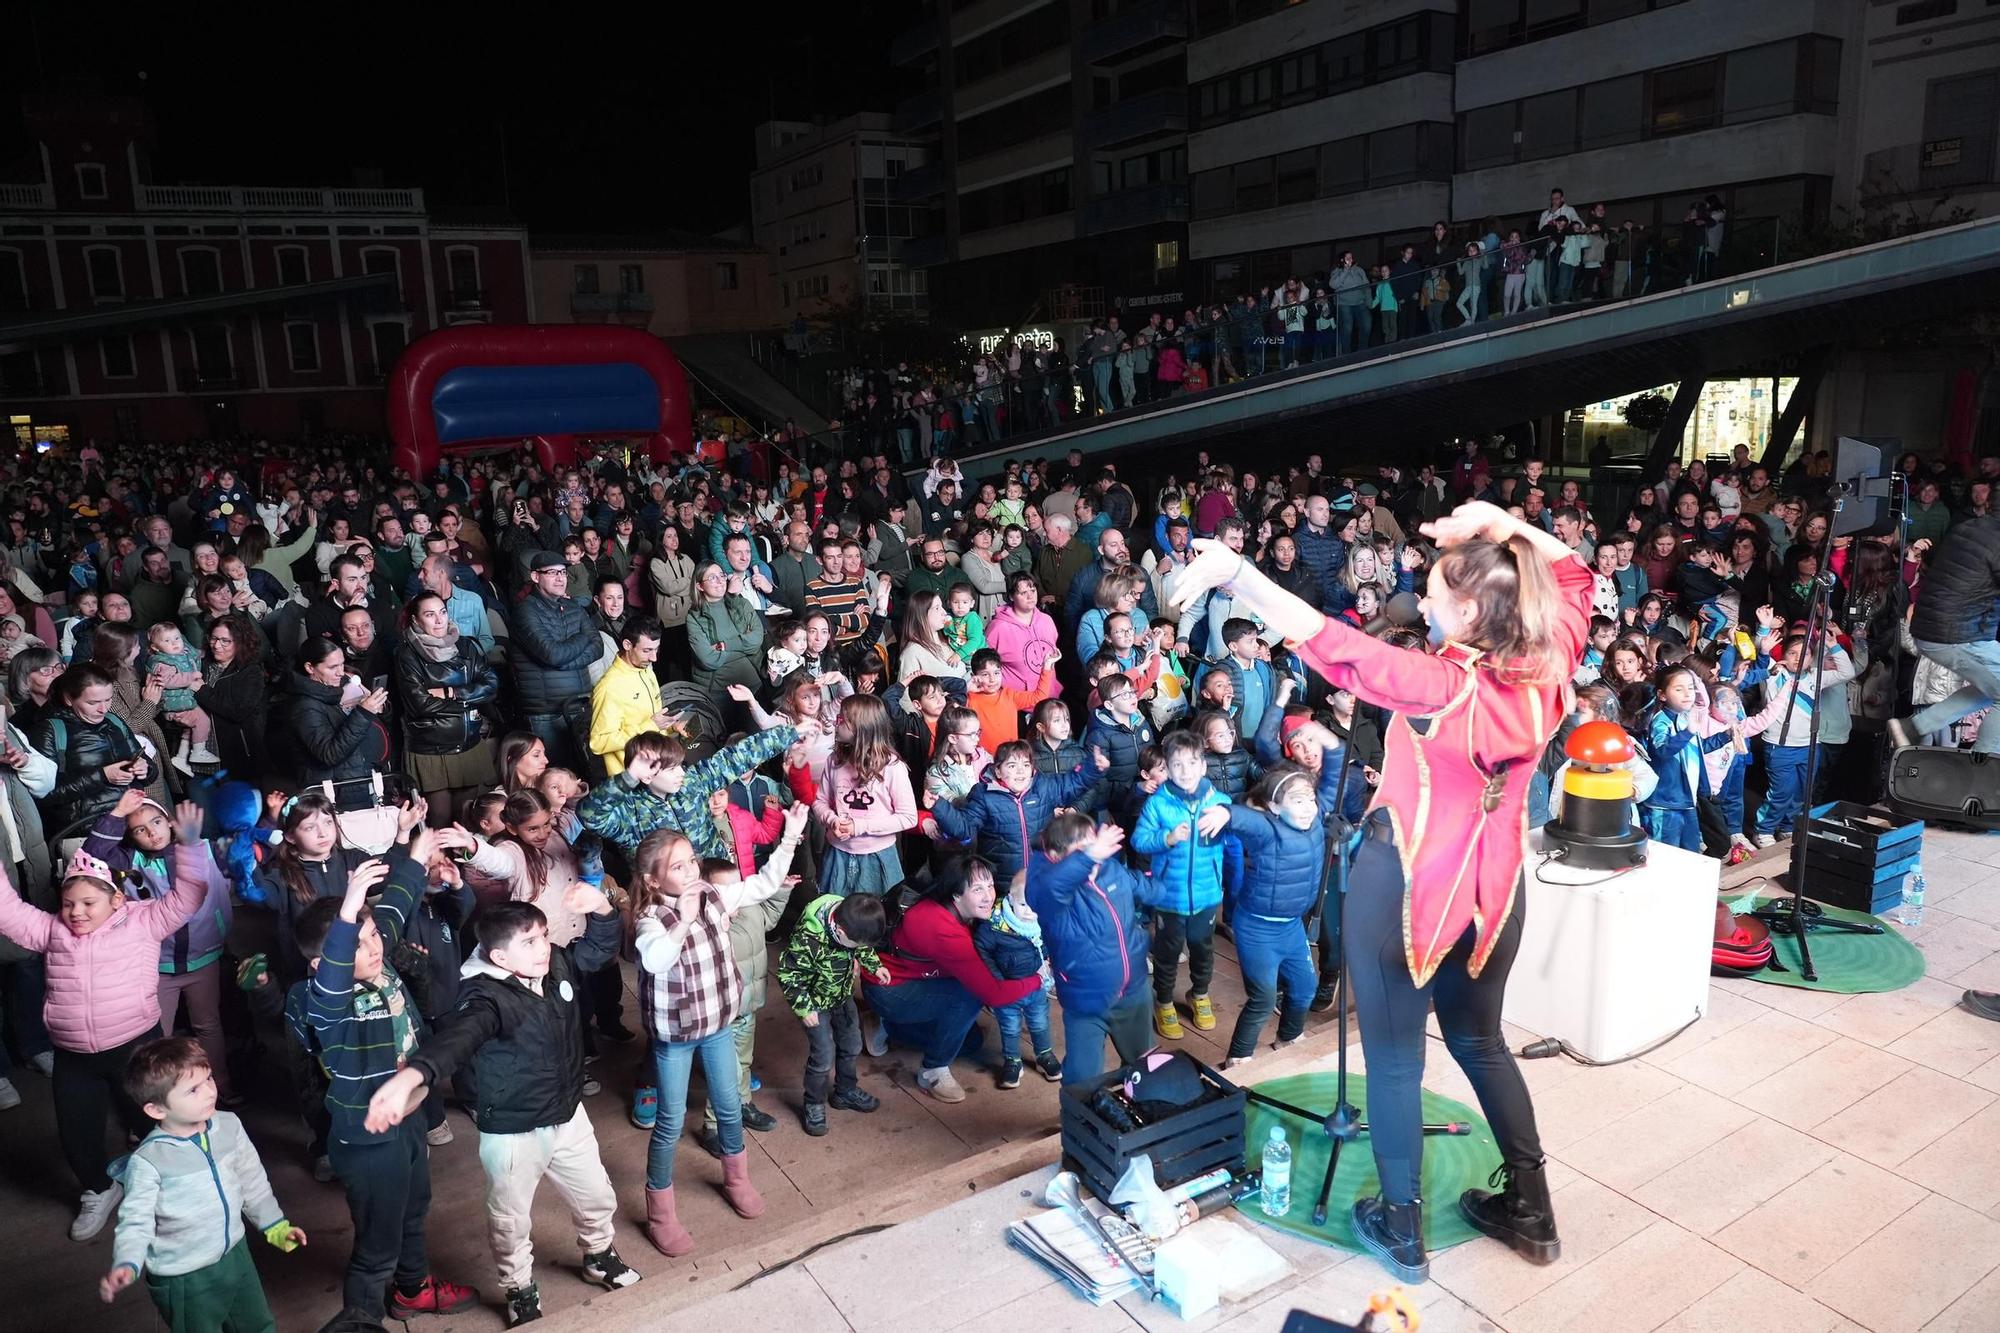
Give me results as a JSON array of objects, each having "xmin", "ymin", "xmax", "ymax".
[{"xmin": 387, "ymin": 1276, "xmax": 477, "ymax": 1318}]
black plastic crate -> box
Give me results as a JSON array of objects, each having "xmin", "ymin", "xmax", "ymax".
[
  {"xmin": 1799, "ymin": 802, "xmax": 1922, "ymax": 915},
  {"xmin": 1059, "ymin": 1059, "xmax": 1246, "ymax": 1203}
]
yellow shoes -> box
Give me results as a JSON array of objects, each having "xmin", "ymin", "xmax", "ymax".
[
  {"xmin": 1189, "ymin": 993, "xmax": 1217, "ymax": 1031},
  {"xmin": 1154, "ymin": 1004, "xmax": 1184, "ymax": 1040}
]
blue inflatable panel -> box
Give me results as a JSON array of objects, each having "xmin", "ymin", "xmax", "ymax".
[{"xmin": 432, "ymin": 363, "xmax": 663, "ymax": 444}]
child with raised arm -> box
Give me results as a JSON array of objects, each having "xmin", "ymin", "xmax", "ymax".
[
  {"xmin": 0, "ymin": 802, "xmax": 210, "ymax": 1242},
  {"xmin": 101, "ymin": 1036, "xmax": 307, "ymax": 1328},
  {"xmin": 363, "ymin": 882, "xmax": 640, "ymax": 1327},
  {"xmin": 296, "ymin": 826, "xmax": 475, "ymax": 1323}
]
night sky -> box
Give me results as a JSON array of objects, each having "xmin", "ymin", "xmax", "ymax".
[{"xmin": 1, "ymin": 0, "xmax": 923, "ymax": 235}]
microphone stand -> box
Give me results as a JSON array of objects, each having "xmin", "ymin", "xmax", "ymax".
[
  {"xmin": 1245, "ymin": 736, "xmax": 1468, "ymax": 1227},
  {"xmin": 1748, "ymin": 510, "xmax": 1883, "ymax": 979}
]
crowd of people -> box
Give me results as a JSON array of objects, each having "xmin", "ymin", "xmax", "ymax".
[
  {"xmin": 0, "ymin": 415, "xmax": 1989, "ymax": 1328},
  {"xmin": 827, "ymin": 188, "xmax": 1733, "ymax": 458}
]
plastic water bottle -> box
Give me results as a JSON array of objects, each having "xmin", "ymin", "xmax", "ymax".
[
  {"xmin": 1899, "ymin": 862, "xmax": 1926, "ymax": 928},
  {"xmin": 1260, "ymin": 1125, "xmax": 1292, "ymax": 1218}
]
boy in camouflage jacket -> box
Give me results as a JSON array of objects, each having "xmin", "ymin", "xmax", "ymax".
[{"xmin": 777, "ymin": 894, "xmax": 892, "ymax": 1136}]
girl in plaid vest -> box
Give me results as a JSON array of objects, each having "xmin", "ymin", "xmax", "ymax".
[{"xmin": 630, "ymin": 805, "xmax": 807, "ymax": 1258}]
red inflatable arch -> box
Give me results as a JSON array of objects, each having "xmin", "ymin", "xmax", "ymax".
[{"xmin": 386, "ymin": 325, "xmax": 692, "ymax": 479}]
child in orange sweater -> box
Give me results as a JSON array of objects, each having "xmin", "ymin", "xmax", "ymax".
[{"xmin": 964, "ymin": 648, "xmax": 1057, "ymax": 753}]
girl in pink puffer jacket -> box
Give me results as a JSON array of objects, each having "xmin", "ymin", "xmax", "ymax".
[{"xmin": 0, "ymin": 812, "xmax": 208, "ymax": 1241}]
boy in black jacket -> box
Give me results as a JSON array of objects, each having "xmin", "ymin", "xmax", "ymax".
[{"xmin": 364, "ymin": 884, "xmax": 640, "ymax": 1327}]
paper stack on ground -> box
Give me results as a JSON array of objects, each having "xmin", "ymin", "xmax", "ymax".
[{"xmin": 1006, "ymin": 1197, "xmax": 1150, "ymax": 1305}]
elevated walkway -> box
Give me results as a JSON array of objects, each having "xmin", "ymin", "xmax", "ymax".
[{"xmin": 945, "ymin": 217, "xmax": 2000, "ymax": 471}]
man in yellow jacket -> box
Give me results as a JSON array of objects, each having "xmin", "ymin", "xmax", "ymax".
[{"xmin": 588, "ymin": 616, "xmax": 672, "ymax": 776}]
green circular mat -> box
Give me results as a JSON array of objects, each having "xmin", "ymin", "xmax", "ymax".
[
  {"xmin": 1238, "ymin": 1073, "xmax": 1501, "ymax": 1254},
  {"xmin": 1722, "ymin": 893, "xmax": 1926, "ymax": 994}
]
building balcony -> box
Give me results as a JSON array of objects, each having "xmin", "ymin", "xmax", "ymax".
[
  {"xmin": 1082, "ymin": 90, "xmax": 1188, "ymax": 151},
  {"xmin": 447, "ymin": 286, "xmax": 490, "ymax": 310},
  {"xmin": 1860, "ymin": 141, "xmax": 2000, "ymax": 205},
  {"xmin": 902, "ymin": 235, "xmax": 951, "ymax": 268},
  {"xmin": 1081, "ymin": 182, "xmax": 1189, "ymax": 233},
  {"xmin": 137, "ymin": 184, "xmax": 426, "ymax": 214},
  {"xmin": 888, "ymin": 160, "xmax": 948, "ymax": 202},
  {"xmin": 569, "ymin": 291, "xmax": 655, "ymax": 320},
  {"xmin": 889, "ymin": 18, "xmax": 939, "ymax": 66},
  {"xmin": 0, "ymin": 182, "xmax": 54, "ymax": 210},
  {"xmin": 1080, "ymin": 0, "xmax": 1187, "ymax": 67},
  {"xmin": 894, "ymin": 87, "xmax": 946, "ymax": 133}
]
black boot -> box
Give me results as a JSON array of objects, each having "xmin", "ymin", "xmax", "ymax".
[
  {"xmin": 1309, "ymin": 974, "xmax": 1339, "ymax": 1013},
  {"xmin": 1352, "ymin": 1195, "xmax": 1428, "ymax": 1283},
  {"xmin": 1459, "ymin": 1160, "xmax": 1561, "ymax": 1264}
]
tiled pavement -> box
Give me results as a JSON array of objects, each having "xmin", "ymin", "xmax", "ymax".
[{"xmin": 9, "ymin": 827, "xmax": 2000, "ymax": 1331}]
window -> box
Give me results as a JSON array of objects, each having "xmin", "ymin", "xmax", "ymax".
[
  {"xmin": 572, "ymin": 263, "xmax": 600, "ymax": 295},
  {"xmin": 1275, "ymin": 148, "xmax": 1319, "ymax": 205},
  {"xmin": 1372, "ymin": 17, "xmax": 1422, "ymax": 76},
  {"xmin": 1235, "ymin": 66, "xmax": 1274, "ymax": 118},
  {"xmin": 99, "ymin": 336, "xmax": 136, "ymax": 380},
  {"xmin": 1320, "ymin": 136, "xmax": 1366, "ymax": 194},
  {"xmin": 85, "ymin": 246, "xmax": 124, "ymax": 302},
  {"xmin": 1467, "ymin": 0, "xmax": 1519, "ymax": 52},
  {"xmin": 1897, "ymin": 0, "xmax": 1958, "ymax": 22},
  {"xmin": 1805, "ymin": 36, "xmax": 1842, "ymax": 114},
  {"xmin": 285, "ymin": 322, "xmax": 320, "ymax": 372},
  {"xmin": 179, "ymin": 248, "xmax": 223, "ymax": 296},
  {"xmin": 191, "ymin": 325, "xmax": 232, "ymax": 380},
  {"xmin": 360, "ymin": 246, "xmax": 403, "ymax": 302},
  {"xmin": 1525, "ymin": 0, "xmax": 1586, "ymax": 27},
  {"xmin": 1580, "ymin": 75, "xmax": 1645, "ymax": 150},
  {"xmin": 1519, "ymin": 90, "xmax": 1578, "ymax": 160},
  {"xmin": 75, "ymin": 164, "xmax": 107, "ymax": 200},
  {"xmin": 1232, "ymin": 157, "xmax": 1274, "ymax": 212},
  {"xmin": 1461, "ymin": 103, "xmax": 1517, "ymax": 170},
  {"xmin": 445, "ymin": 246, "xmax": 481, "ymax": 301},
  {"xmin": 1192, "ymin": 168, "xmax": 1233, "ymax": 218},
  {"xmin": 1321, "ymin": 34, "xmax": 1365, "ymax": 92},
  {"xmin": 1152, "ymin": 240, "xmax": 1181, "ymax": 284},
  {"xmin": 369, "ymin": 321, "xmax": 407, "ymax": 372},
  {"xmin": 618, "ymin": 264, "xmax": 644, "ymax": 294},
  {"xmin": 1367, "ymin": 124, "xmax": 1423, "ymax": 185},
  {"xmin": 1723, "ymin": 42, "xmax": 1801, "ymax": 125},
  {"xmin": 1650, "ymin": 59, "xmax": 1719, "ymax": 135},
  {"xmin": 716, "ymin": 262, "xmax": 739, "ymax": 291},
  {"xmin": 275, "ymin": 245, "xmax": 310, "ymax": 286},
  {"xmin": 1277, "ymin": 51, "xmax": 1318, "ymax": 107},
  {"xmin": 0, "ymin": 249, "xmax": 25, "ymax": 312}
]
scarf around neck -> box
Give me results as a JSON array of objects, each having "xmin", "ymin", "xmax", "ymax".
[{"xmin": 408, "ymin": 622, "xmax": 461, "ymax": 663}]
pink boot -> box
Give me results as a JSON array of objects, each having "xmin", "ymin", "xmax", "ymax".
[
  {"xmin": 644, "ymin": 1185, "xmax": 694, "ymax": 1256},
  {"xmin": 720, "ymin": 1151, "xmax": 765, "ymax": 1219}
]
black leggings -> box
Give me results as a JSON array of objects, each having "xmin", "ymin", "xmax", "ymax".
[
  {"xmin": 54, "ymin": 1032, "xmax": 158, "ymax": 1191},
  {"xmin": 1344, "ymin": 826, "xmax": 1543, "ymax": 1205}
]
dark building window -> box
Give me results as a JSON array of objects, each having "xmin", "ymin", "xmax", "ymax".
[
  {"xmin": 276, "ymin": 246, "xmax": 309, "ymax": 285},
  {"xmin": 1190, "ymin": 10, "xmax": 1452, "ymax": 132}
]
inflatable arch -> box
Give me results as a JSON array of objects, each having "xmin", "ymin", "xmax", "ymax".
[{"xmin": 386, "ymin": 325, "xmax": 692, "ymax": 479}]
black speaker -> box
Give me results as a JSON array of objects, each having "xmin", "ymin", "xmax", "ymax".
[{"xmin": 1885, "ymin": 745, "xmax": 2000, "ymax": 829}]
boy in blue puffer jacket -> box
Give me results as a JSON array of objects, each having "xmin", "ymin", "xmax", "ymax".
[
  {"xmin": 1025, "ymin": 812, "xmax": 1168, "ymax": 1087},
  {"xmin": 1131, "ymin": 732, "xmax": 1231, "ymax": 1041},
  {"xmin": 927, "ymin": 740, "xmax": 1109, "ymax": 887},
  {"xmin": 1220, "ymin": 756, "xmax": 1347, "ymax": 1069}
]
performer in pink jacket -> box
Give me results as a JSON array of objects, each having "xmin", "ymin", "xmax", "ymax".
[
  {"xmin": 1173, "ymin": 500, "xmax": 1590, "ymax": 1285},
  {"xmin": 0, "ymin": 803, "xmax": 210, "ymax": 1241}
]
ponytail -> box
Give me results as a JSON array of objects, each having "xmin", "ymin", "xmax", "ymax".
[{"xmin": 1432, "ymin": 535, "xmax": 1565, "ymax": 686}]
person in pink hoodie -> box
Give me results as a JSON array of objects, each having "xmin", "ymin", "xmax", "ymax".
[
  {"xmin": 813, "ymin": 694, "xmax": 918, "ymax": 897},
  {"xmin": 0, "ymin": 804, "xmax": 209, "ymax": 1241}
]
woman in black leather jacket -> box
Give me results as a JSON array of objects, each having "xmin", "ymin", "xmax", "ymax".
[
  {"xmin": 195, "ymin": 610, "xmax": 267, "ymax": 786},
  {"xmin": 28, "ymin": 663, "xmax": 160, "ymax": 838},
  {"xmin": 394, "ymin": 591, "xmax": 500, "ymax": 820},
  {"xmin": 267, "ymin": 636, "xmax": 391, "ymax": 796}
]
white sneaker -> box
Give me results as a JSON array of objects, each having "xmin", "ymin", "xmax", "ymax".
[
  {"xmin": 28, "ymin": 1051, "xmax": 52, "ymax": 1077},
  {"xmin": 1220, "ymin": 1055, "xmax": 1254, "ymax": 1073},
  {"xmin": 864, "ymin": 1018, "xmax": 889, "ymax": 1058},
  {"xmin": 426, "ymin": 1122, "xmax": 454, "ymax": 1147},
  {"xmin": 189, "ymin": 741, "xmax": 221, "ymax": 765},
  {"xmin": 0, "ymin": 1077, "xmax": 19, "ymax": 1110},
  {"xmin": 170, "ymin": 740, "xmax": 192, "ymax": 777},
  {"xmin": 1751, "ymin": 833, "xmax": 1776, "ymax": 849},
  {"xmin": 71, "ymin": 1182, "xmax": 123, "ymax": 1241},
  {"xmin": 581, "ymin": 1075, "xmax": 602, "ymax": 1097},
  {"xmin": 917, "ymin": 1066, "xmax": 966, "ymax": 1104}
]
